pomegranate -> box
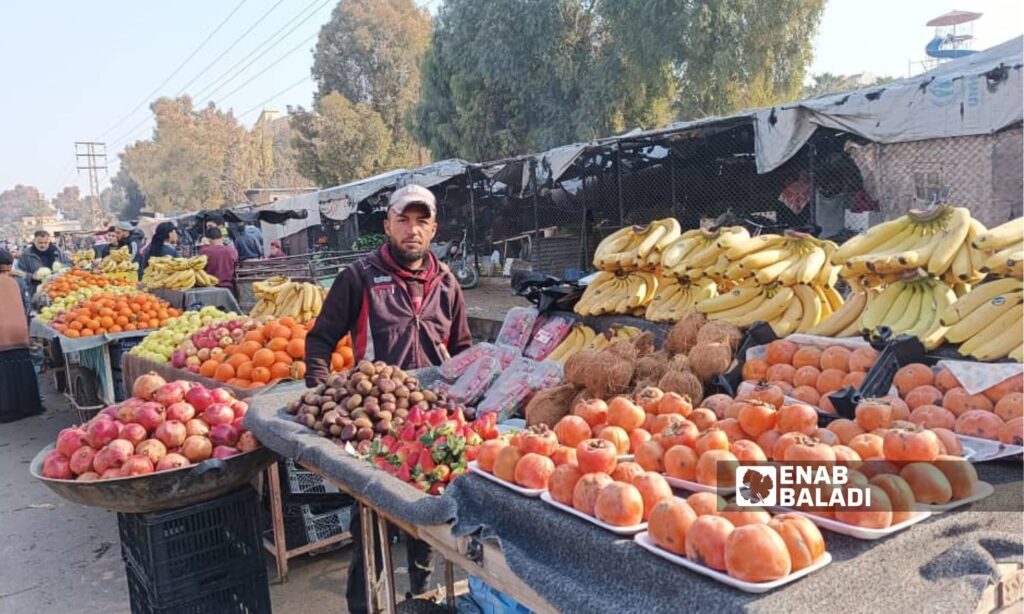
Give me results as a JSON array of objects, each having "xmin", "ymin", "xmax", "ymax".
[
  {"xmin": 132, "ymin": 372, "xmax": 167, "ymax": 400},
  {"xmin": 152, "ymin": 382, "xmax": 186, "ymax": 407},
  {"xmin": 166, "ymin": 401, "xmax": 196, "ymax": 423},
  {"xmin": 100, "ymin": 405, "xmax": 120, "ymax": 420},
  {"xmin": 213, "ymin": 445, "xmax": 240, "ymax": 460},
  {"xmin": 230, "ymin": 400, "xmax": 249, "ymax": 418},
  {"xmin": 116, "ymin": 400, "xmax": 140, "ymax": 423},
  {"xmin": 100, "ymin": 467, "xmax": 125, "ymax": 480},
  {"xmin": 106, "ymin": 439, "xmax": 136, "ymax": 465},
  {"xmin": 121, "ymin": 455, "xmax": 155, "ymax": 476},
  {"xmin": 86, "ymin": 419, "xmax": 120, "ymax": 448},
  {"xmin": 56, "ymin": 428, "xmax": 88, "ymax": 457},
  {"xmin": 236, "ymin": 431, "xmax": 260, "ymax": 452},
  {"xmin": 91, "ymin": 448, "xmax": 116, "ymax": 474},
  {"xmin": 209, "ymin": 388, "xmax": 234, "ymax": 405},
  {"xmin": 203, "ymin": 403, "xmax": 235, "ymax": 426},
  {"xmin": 181, "ymin": 435, "xmax": 213, "ymax": 462},
  {"xmin": 135, "ymin": 439, "xmax": 167, "ymax": 464},
  {"xmin": 69, "ymin": 447, "xmax": 98, "ymax": 475},
  {"xmin": 210, "ymin": 424, "xmax": 240, "ymax": 447},
  {"xmin": 76, "ymin": 471, "xmax": 100, "ymax": 482},
  {"xmin": 184, "ymin": 386, "xmax": 214, "ymax": 412},
  {"xmin": 156, "ymin": 453, "xmax": 191, "ymax": 471},
  {"xmin": 120, "ymin": 423, "xmax": 148, "ymax": 446},
  {"xmin": 134, "ymin": 402, "xmax": 166, "ymax": 432},
  {"xmin": 42, "ymin": 453, "xmax": 73, "ymax": 479},
  {"xmin": 155, "ymin": 420, "xmax": 187, "ymax": 448},
  {"xmin": 185, "ymin": 419, "xmax": 210, "ymax": 437}
]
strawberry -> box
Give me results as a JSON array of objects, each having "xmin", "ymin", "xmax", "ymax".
[
  {"xmin": 406, "ymin": 450, "xmax": 421, "ymax": 467},
  {"xmin": 432, "ymin": 465, "xmax": 452, "ymax": 482},
  {"xmin": 396, "ymin": 464, "xmax": 412, "ymax": 482},
  {"xmin": 466, "ymin": 446, "xmax": 479, "ymax": 462},
  {"xmin": 412, "ymin": 479, "xmax": 430, "ymax": 492},
  {"xmin": 451, "ymin": 407, "xmax": 466, "ymax": 428},
  {"xmin": 407, "ymin": 407, "xmax": 424, "ymax": 426},
  {"xmin": 399, "ymin": 424, "xmax": 418, "ymax": 442},
  {"xmin": 425, "ymin": 409, "xmax": 447, "ymax": 428},
  {"xmin": 418, "ymin": 453, "xmax": 436, "ymax": 473},
  {"xmin": 429, "ymin": 482, "xmax": 445, "ymax": 496}
]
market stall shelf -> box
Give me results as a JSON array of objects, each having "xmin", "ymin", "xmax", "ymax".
[{"xmin": 634, "ymin": 531, "xmax": 833, "ymax": 593}]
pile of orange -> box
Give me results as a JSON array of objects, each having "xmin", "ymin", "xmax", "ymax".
[
  {"xmin": 332, "ymin": 335, "xmax": 355, "ymax": 372},
  {"xmin": 45, "ymin": 270, "xmax": 136, "ymax": 299},
  {"xmin": 52, "ymin": 292, "xmax": 180, "ymax": 337}
]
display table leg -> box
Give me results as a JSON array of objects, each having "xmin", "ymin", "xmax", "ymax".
[
  {"xmin": 268, "ymin": 464, "xmax": 289, "ymax": 582},
  {"xmin": 444, "ymin": 560, "xmax": 456, "ymax": 612},
  {"xmin": 376, "ymin": 513, "xmax": 398, "ymax": 614},
  {"xmin": 361, "ymin": 503, "xmax": 379, "ymax": 613}
]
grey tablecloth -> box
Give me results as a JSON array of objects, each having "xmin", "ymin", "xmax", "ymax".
[{"xmin": 245, "ymin": 389, "xmax": 1024, "ymax": 613}]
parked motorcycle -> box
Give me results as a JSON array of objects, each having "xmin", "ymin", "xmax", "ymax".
[{"xmin": 430, "ymin": 228, "xmax": 479, "ymax": 289}]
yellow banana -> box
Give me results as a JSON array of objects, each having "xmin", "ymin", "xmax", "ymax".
[{"xmin": 973, "ymin": 217, "xmax": 1024, "ymax": 251}]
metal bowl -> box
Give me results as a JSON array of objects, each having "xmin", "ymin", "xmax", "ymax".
[{"xmin": 30, "ymin": 444, "xmax": 277, "ymax": 514}]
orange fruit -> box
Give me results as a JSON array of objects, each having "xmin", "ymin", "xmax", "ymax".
[
  {"xmin": 269, "ymin": 324, "xmax": 292, "ymax": 341},
  {"xmin": 66, "ymin": 329, "xmax": 80, "ymax": 338},
  {"xmin": 244, "ymin": 330, "xmax": 264, "ymax": 343},
  {"xmin": 293, "ymin": 361, "xmax": 306, "ymax": 379},
  {"xmin": 289, "ymin": 327, "xmax": 306, "ymax": 341},
  {"xmin": 69, "ymin": 321, "xmax": 84, "ymax": 331},
  {"xmin": 239, "ymin": 340, "xmax": 262, "ymax": 357},
  {"xmin": 270, "ymin": 362, "xmax": 292, "ymax": 380},
  {"xmin": 267, "ymin": 337, "xmax": 288, "ymax": 352},
  {"xmin": 251, "ymin": 366, "xmax": 271, "ymax": 383},
  {"xmin": 109, "ymin": 325, "xmax": 123, "ymax": 333},
  {"xmin": 279, "ymin": 316, "xmax": 297, "ymax": 328},
  {"xmin": 331, "ymin": 353, "xmax": 343, "ymax": 371},
  {"xmin": 286, "ymin": 338, "xmax": 305, "ymax": 359},
  {"xmin": 227, "ymin": 378, "xmax": 247, "ymax": 388},
  {"xmin": 228, "ymin": 354, "xmax": 249, "ymax": 370},
  {"xmin": 252, "ymin": 348, "xmax": 275, "ymax": 368},
  {"xmin": 236, "ymin": 361, "xmax": 254, "ymax": 380},
  {"xmin": 214, "ymin": 363, "xmax": 235, "ymax": 382},
  {"xmin": 273, "ymin": 351, "xmax": 293, "ymax": 365},
  {"xmin": 81, "ymin": 328, "xmax": 95, "ymax": 336},
  {"xmin": 200, "ymin": 360, "xmax": 219, "ymax": 377},
  {"xmin": 339, "ymin": 346, "xmax": 353, "ymax": 364}
]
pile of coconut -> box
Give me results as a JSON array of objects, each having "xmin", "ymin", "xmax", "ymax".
[{"xmin": 525, "ymin": 314, "xmax": 742, "ymax": 426}]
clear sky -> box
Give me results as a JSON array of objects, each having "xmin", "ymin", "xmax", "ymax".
[{"xmin": 0, "ymin": 0, "xmax": 1020, "ymax": 200}]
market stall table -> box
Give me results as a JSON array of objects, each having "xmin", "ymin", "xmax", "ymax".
[
  {"xmin": 149, "ymin": 286, "xmax": 241, "ymax": 314},
  {"xmin": 245, "ymin": 391, "xmax": 1024, "ymax": 614}
]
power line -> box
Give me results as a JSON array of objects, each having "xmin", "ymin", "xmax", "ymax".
[
  {"xmin": 212, "ymin": 33, "xmax": 318, "ymax": 107},
  {"xmin": 238, "ymin": 74, "xmax": 314, "ymax": 119},
  {"xmin": 194, "ymin": 0, "xmax": 331, "ymax": 104},
  {"xmin": 173, "ymin": 0, "xmax": 286, "ymax": 97},
  {"xmin": 94, "ymin": 0, "xmax": 249, "ymax": 140}
]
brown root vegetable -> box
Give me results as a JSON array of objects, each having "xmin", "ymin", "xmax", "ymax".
[
  {"xmin": 689, "ymin": 342, "xmax": 734, "ymax": 382},
  {"xmin": 696, "ymin": 321, "xmax": 743, "ymax": 352},
  {"xmin": 525, "ymin": 384, "xmax": 579, "ymax": 427},
  {"xmin": 658, "ymin": 369, "xmax": 704, "ymax": 404},
  {"xmin": 665, "ymin": 312, "xmax": 707, "ymax": 355}
]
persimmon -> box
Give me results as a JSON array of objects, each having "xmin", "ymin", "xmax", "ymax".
[
  {"xmin": 793, "ymin": 366, "xmax": 821, "ymax": 388},
  {"xmin": 514, "ymin": 453, "xmax": 555, "ymax": 489},
  {"xmin": 933, "ymin": 454, "xmax": 978, "ymax": 500},
  {"xmin": 834, "ymin": 484, "xmax": 892, "ymax": 528},
  {"xmin": 777, "ymin": 404, "xmax": 818, "ymax": 435},
  {"xmin": 998, "ymin": 417, "xmax": 1023, "ymax": 445},
  {"xmin": 572, "ymin": 472, "xmax": 613, "ymax": 515},
  {"xmin": 635, "ymin": 440, "xmax": 667, "ymax": 472},
  {"xmin": 251, "ymin": 366, "xmax": 271, "ymax": 384},
  {"xmin": 790, "ymin": 386, "xmax": 821, "ymax": 407},
  {"xmin": 792, "ymin": 347, "xmax": 822, "ymax": 369},
  {"xmin": 649, "ymin": 499, "xmax": 698, "ymax": 555},
  {"xmin": 611, "ymin": 461, "xmax": 645, "ymax": 483},
  {"xmin": 548, "ymin": 463, "xmax": 583, "ymax": 505},
  {"xmin": 554, "ymin": 415, "xmax": 592, "ymax": 448},
  {"xmin": 628, "ymin": 428, "xmax": 651, "ymax": 453},
  {"xmin": 849, "ymin": 346, "xmax": 880, "ymax": 372},
  {"xmin": 550, "ymin": 446, "xmax": 577, "ymax": 467},
  {"xmin": 720, "ymin": 503, "xmax": 771, "ymax": 527},
  {"xmin": 664, "ymin": 445, "xmax": 699, "ymax": 481},
  {"xmin": 899, "ymin": 462, "xmax": 952, "ymax": 504},
  {"xmin": 765, "ymin": 340, "xmax": 798, "ymax": 365},
  {"xmin": 954, "ymin": 410, "xmax": 1004, "ymax": 440},
  {"xmin": 765, "ymin": 363, "xmax": 796, "ymax": 384},
  {"xmin": 598, "ymin": 426, "xmax": 630, "ymax": 455},
  {"xmin": 819, "ymin": 346, "xmax": 852, "ymax": 372},
  {"xmin": 742, "ymin": 359, "xmax": 768, "ymax": 382},
  {"xmin": 270, "ymin": 363, "xmax": 293, "ymax": 380},
  {"xmin": 882, "ymin": 428, "xmax": 940, "ymax": 462},
  {"xmin": 737, "ymin": 401, "xmax": 778, "ymax": 437},
  {"xmin": 685, "ymin": 515, "xmax": 735, "ymax": 571},
  {"xmin": 695, "ymin": 449, "xmax": 738, "ymax": 487},
  {"xmin": 908, "ymin": 405, "xmax": 955, "ymax": 430},
  {"xmin": 768, "ymin": 514, "xmax": 824, "ymax": 572},
  {"xmin": 595, "ymin": 482, "xmax": 644, "ymax": 526},
  {"xmin": 657, "ymin": 420, "xmax": 699, "ymax": 449},
  {"xmin": 730, "ymin": 440, "xmax": 767, "ymax": 462},
  {"xmin": 893, "ymin": 364, "xmax": 934, "ymax": 397},
  {"xmin": 286, "ymin": 338, "xmax": 305, "ymax": 359},
  {"xmin": 855, "ymin": 398, "xmax": 893, "ymax": 431},
  {"xmin": 687, "ymin": 492, "xmax": 726, "ymax": 517},
  {"xmin": 868, "ymin": 474, "xmax": 916, "ymax": 523},
  {"xmin": 477, "ymin": 440, "xmax": 507, "ymax": 472},
  {"xmin": 994, "ymin": 392, "xmax": 1024, "ymax": 422},
  {"xmin": 576, "ymin": 439, "xmax": 618, "ymax": 474},
  {"xmin": 493, "ymin": 445, "xmax": 524, "ymax": 482},
  {"xmin": 633, "ymin": 472, "xmax": 673, "ymax": 520},
  {"xmin": 689, "ymin": 408, "xmax": 717, "ymax": 431},
  {"xmin": 607, "ymin": 397, "xmax": 645, "ymax": 431}
]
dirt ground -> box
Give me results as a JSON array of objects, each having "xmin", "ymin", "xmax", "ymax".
[{"xmin": 0, "ymin": 281, "xmax": 522, "ymax": 614}]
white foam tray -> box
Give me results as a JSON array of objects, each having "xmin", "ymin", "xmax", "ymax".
[
  {"xmin": 633, "ymin": 531, "xmax": 832, "ymax": 593},
  {"xmin": 468, "ymin": 461, "xmax": 545, "ymax": 497},
  {"xmin": 663, "ymin": 475, "xmax": 736, "ymax": 495},
  {"xmin": 921, "ymin": 480, "xmax": 994, "ymax": 513},
  {"xmin": 770, "ymin": 508, "xmax": 931, "ymax": 540},
  {"xmin": 540, "ymin": 492, "xmax": 647, "ymax": 535}
]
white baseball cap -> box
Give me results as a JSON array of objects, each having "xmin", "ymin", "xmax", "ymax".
[{"xmin": 388, "ymin": 184, "xmax": 436, "ymax": 217}]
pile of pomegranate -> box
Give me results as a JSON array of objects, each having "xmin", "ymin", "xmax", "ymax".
[{"xmin": 41, "ymin": 372, "xmax": 261, "ymax": 481}]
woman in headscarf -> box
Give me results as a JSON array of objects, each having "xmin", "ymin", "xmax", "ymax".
[
  {"xmin": 0, "ymin": 249, "xmax": 43, "ymax": 422},
  {"xmin": 138, "ymin": 221, "xmax": 180, "ymax": 277}
]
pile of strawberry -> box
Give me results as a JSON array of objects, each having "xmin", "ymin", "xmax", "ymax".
[{"xmin": 366, "ymin": 407, "xmax": 500, "ymax": 495}]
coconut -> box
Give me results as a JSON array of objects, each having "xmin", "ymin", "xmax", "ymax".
[
  {"xmin": 669, "ymin": 353, "xmax": 691, "ymax": 373},
  {"xmin": 658, "ymin": 369, "xmax": 704, "ymax": 404},
  {"xmin": 584, "ymin": 347, "xmax": 635, "ymax": 396},
  {"xmin": 695, "ymin": 321, "xmax": 743, "ymax": 351},
  {"xmin": 632, "ymin": 331, "xmax": 655, "ymax": 358},
  {"xmin": 605, "ymin": 338, "xmax": 638, "ymax": 362},
  {"xmin": 525, "ymin": 384, "xmax": 579, "ymax": 427},
  {"xmin": 689, "ymin": 342, "xmax": 734, "ymax": 382},
  {"xmin": 664, "ymin": 312, "xmax": 707, "ymax": 355},
  {"xmin": 634, "ymin": 351, "xmax": 670, "ymax": 384},
  {"xmin": 565, "ymin": 350, "xmax": 597, "ymax": 388}
]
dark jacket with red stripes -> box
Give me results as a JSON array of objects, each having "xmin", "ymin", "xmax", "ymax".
[{"xmin": 304, "ymin": 245, "xmax": 472, "ymax": 386}]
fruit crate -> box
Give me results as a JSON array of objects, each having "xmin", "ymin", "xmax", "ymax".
[
  {"xmin": 118, "ymin": 487, "xmax": 264, "ymax": 593},
  {"xmin": 279, "ymin": 459, "xmax": 352, "ymax": 505},
  {"xmin": 125, "ymin": 555, "xmax": 271, "ymax": 614},
  {"xmin": 265, "ymin": 501, "xmax": 353, "ymax": 552}
]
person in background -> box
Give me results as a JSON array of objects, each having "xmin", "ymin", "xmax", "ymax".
[
  {"xmin": 18, "ymin": 230, "xmax": 68, "ymax": 292},
  {"xmin": 0, "ymin": 249, "xmax": 43, "ymax": 423},
  {"xmin": 138, "ymin": 221, "xmax": 179, "ymax": 277},
  {"xmin": 111, "ymin": 221, "xmax": 145, "ymax": 262},
  {"xmin": 268, "ymin": 241, "xmax": 284, "ymax": 258},
  {"xmin": 232, "ymin": 223, "xmax": 263, "ymax": 261},
  {"xmin": 198, "ymin": 227, "xmax": 238, "ymax": 293},
  {"xmin": 305, "ymin": 184, "xmax": 472, "ymax": 614},
  {"xmin": 93, "ymin": 232, "xmax": 111, "ymax": 259}
]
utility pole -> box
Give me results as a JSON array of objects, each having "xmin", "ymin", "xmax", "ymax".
[{"xmin": 75, "ymin": 141, "xmax": 107, "ymax": 229}]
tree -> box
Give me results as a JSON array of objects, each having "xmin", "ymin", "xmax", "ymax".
[
  {"xmin": 101, "ymin": 168, "xmax": 146, "ymax": 220},
  {"xmin": 312, "ymin": 0, "xmax": 430, "ymax": 166},
  {"xmin": 412, "ymin": 0, "xmax": 826, "ymax": 159},
  {"xmin": 802, "ymin": 72, "xmax": 898, "ymax": 98},
  {"xmin": 290, "ymin": 92, "xmax": 393, "ymax": 187},
  {"xmin": 0, "ymin": 184, "xmax": 50, "ymax": 226},
  {"xmin": 254, "ymin": 114, "xmax": 310, "ymax": 189},
  {"xmin": 119, "ymin": 97, "xmax": 271, "ymax": 213}
]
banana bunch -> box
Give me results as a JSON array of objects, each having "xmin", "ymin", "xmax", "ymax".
[
  {"xmin": 833, "ymin": 204, "xmax": 986, "ymax": 282},
  {"xmin": 574, "ymin": 271, "xmax": 659, "ymax": 317},
  {"xmin": 659, "ymin": 226, "xmax": 750, "ymax": 282},
  {"xmin": 972, "ymin": 217, "xmax": 1023, "ymax": 279},
  {"xmin": 548, "ymin": 325, "xmax": 618, "ymax": 364},
  {"xmin": 806, "ymin": 281, "xmax": 880, "ymax": 337},
  {"xmin": 99, "ymin": 246, "xmax": 139, "ymax": 274},
  {"xmin": 848, "ymin": 275, "xmax": 956, "ymax": 347},
  {"xmin": 715, "ymin": 231, "xmax": 840, "ymax": 287},
  {"xmin": 696, "ymin": 281, "xmax": 841, "ymax": 336},
  {"xmin": 142, "ymin": 256, "xmax": 219, "ymax": 290},
  {"xmin": 645, "ymin": 275, "xmax": 717, "ymax": 323},
  {"xmin": 934, "ymin": 277, "xmax": 1023, "ymax": 360},
  {"xmin": 251, "ymin": 276, "xmax": 326, "ymax": 323},
  {"xmin": 592, "ymin": 219, "xmax": 681, "ymax": 271},
  {"xmin": 71, "ymin": 249, "xmax": 95, "ymax": 269}
]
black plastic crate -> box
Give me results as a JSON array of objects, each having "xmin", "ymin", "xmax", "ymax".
[
  {"xmin": 126, "ymin": 555, "xmax": 271, "ymax": 614},
  {"xmin": 118, "ymin": 487, "xmax": 263, "ymax": 592},
  {"xmin": 109, "ymin": 336, "xmax": 143, "ymax": 369},
  {"xmin": 278, "ymin": 459, "xmax": 352, "ymax": 505}
]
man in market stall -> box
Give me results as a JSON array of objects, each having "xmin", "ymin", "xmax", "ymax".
[
  {"xmin": 111, "ymin": 221, "xmax": 145, "ymax": 262},
  {"xmin": 305, "ymin": 183, "xmax": 472, "ymax": 613},
  {"xmin": 198, "ymin": 226, "xmax": 238, "ymax": 293},
  {"xmin": 17, "ymin": 230, "xmax": 68, "ymax": 292}
]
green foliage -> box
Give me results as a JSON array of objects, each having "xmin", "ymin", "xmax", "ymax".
[
  {"xmin": 412, "ymin": 0, "xmax": 825, "ymax": 159},
  {"xmin": 119, "ymin": 97, "xmax": 271, "ymax": 213},
  {"xmin": 312, "ymin": 0, "xmax": 430, "ymax": 166},
  {"xmin": 0, "ymin": 184, "xmax": 50, "ymax": 227},
  {"xmin": 102, "ymin": 168, "xmax": 146, "ymax": 220},
  {"xmin": 290, "ymin": 92, "xmax": 394, "ymax": 187},
  {"xmin": 352, "ymin": 233, "xmax": 387, "ymax": 251}
]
